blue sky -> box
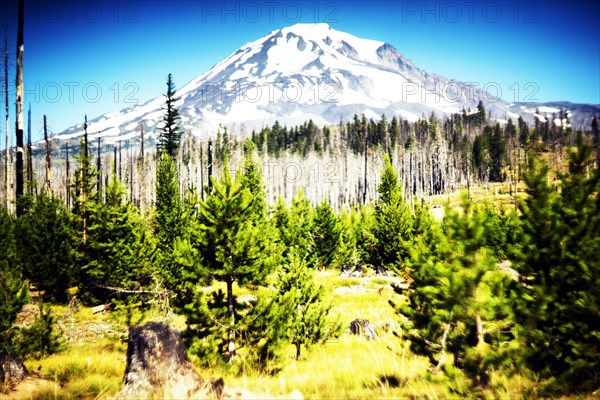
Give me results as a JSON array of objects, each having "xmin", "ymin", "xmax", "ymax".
[{"xmin": 1, "ymin": 0, "xmax": 599, "ymax": 142}]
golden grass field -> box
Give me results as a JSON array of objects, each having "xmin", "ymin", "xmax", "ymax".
[{"xmin": 5, "ymin": 269, "xmax": 555, "ymax": 400}]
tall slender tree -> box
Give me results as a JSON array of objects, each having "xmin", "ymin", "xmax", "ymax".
[
  {"xmin": 157, "ymin": 73, "xmax": 183, "ymax": 158},
  {"xmin": 15, "ymin": 0, "xmax": 24, "ymax": 215},
  {"xmin": 72, "ymin": 116, "xmax": 98, "ymax": 243},
  {"xmin": 26, "ymin": 103, "xmax": 32, "ymax": 194},
  {"xmin": 371, "ymin": 155, "xmax": 413, "ymax": 273},
  {"xmin": 43, "ymin": 115, "xmax": 51, "ymax": 195},
  {"xmin": 4, "ymin": 23, "xmax": 10, "ymax": 210}
]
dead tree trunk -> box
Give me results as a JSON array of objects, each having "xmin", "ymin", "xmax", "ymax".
[
  {"xmin": 43, "ymin": 115, "xmax": 51, "ymax": 195},
  {"xmin": 226, "ymin": 278, "xmax": 235, "ymax": 362},
  {"xmin": 475, "ymin": 312, "xmax": 485, "ymax": 348},
  {"xmin": 26, "ymin": 103, "xmax": 33, "ymax": 194},
  {"xmin": 118, "ymin": 140, "xmax": 122, "ymax": 181},
  {"xmin": 208, "ymin": 138, "xmax": 213, "ymax": 192},
  {"xmin": 15, "ymin": 0, "xmax": 24, "ymax": 215},
  {"xmin": 65, "ymin": 143, "xmax": 70, "ymax": 208},
  {"xmin": 3, "ymin": 23, "xmax": 9, "ymax": 210},
  {"xmin": 199, "ymin": 140, "xmax": 204, "ymax": 200},
  {"xmin": 81, "ymin": 116, "xmax": 89, "ymax": 243},
  {"xmin": 362, "ymin": 130, "xmax": 368, "ymax": 204},
  {"xmin": 96, "ymin": 137, "xmax": 102, "ymax": 202},
  {"xmin": 138, "ymin": 125, "xmax": 145, "ymax": 209}
]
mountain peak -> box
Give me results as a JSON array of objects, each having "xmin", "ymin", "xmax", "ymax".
[
  {"xmin": 56, "ymin": 24, "xmax": 596, "ymax": 143},
  {"xmin": 283, "ymin": 22, "xmax": 332, "ymax": 32}
]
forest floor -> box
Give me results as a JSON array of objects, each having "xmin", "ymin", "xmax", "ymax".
[{"xmin": 2, "ymin": 270, "xmax": 557, "ymax": 399}]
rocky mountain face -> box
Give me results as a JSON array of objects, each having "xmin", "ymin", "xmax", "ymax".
[{"xmin": 55, "ymin": 23, "xmax": 598, "ymax": 146}]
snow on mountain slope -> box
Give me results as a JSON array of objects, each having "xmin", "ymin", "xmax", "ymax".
[{"xmin": 56, "ymin": 23, "xmax": 597, "ymax": 143}]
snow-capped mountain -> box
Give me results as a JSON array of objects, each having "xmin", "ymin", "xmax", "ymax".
[{"xmin": 57, "ymin": 23, "xmax": 598, "ymax": 144}]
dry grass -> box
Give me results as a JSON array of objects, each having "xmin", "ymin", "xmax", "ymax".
[
  {"xmin": 23, "ymin": 340, "xmax": 126, "ymax": 399},
  {"xmin": 14, "ymin": 271, "xmax": 541, "ymax": 399}
]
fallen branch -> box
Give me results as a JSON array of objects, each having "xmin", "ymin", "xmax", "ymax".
[
  {"xmin": 91, "ymin": 303, "xmax": 112, "ymax": 314},
  {"xmin": 95, "ymin": 284, "xmax": 172, "ymax": 297},
  {"xmin": 95, "ymin": 281, "xmax": 174, "ymax": 320},
  {"xmin": 432, "ymin": 313, "xmax": 453, "ymax": 373}
]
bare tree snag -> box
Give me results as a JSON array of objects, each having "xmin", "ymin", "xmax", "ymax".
[
  {"xmin": 432, "ymin": 317, "xmax": 452, "ymax": 373},
  {"xmin": 475, "ymin": 312, "xmax": 485, "ymax": 348},
  {"xmin": 207, "ymin": 138, "xmax": 213, "ymax": 191},
  {"xmin": 15, "ymin": 0, "xmax": 24, "ymax": 215},
  {"xmin": 82, "ymin": 116, "xmax": 89, "ymax": 243},
  {"xmin": 26, "ymin": 103, "xmax": 32, "ymax": 194},
  {"xmin": 96, "ymin": 137, "xmax": 102, "ymax": 202},
  {"xmin": 43, "ymin": 115, "xmax": 51, "ymax": 195},
  {"xmin": 4, "ymin": 24, "xmax": 10, "ymax": 210},
  {"xmin": 65, "ymin": 143, "xmax": 70, "ymax": 207}
]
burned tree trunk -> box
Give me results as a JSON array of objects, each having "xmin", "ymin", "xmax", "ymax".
[
  {"xmin": 208, "ymin": 138, "xmax": 213, "ymax": 192},
  {"xmin": 26, "ymin": 103, "xmax": 33, "ymax": 195},
  {"xmin": 43, "ymin": 115, "xmax": 51, "ymax": 195},
  {"xmin": 65, "ymin": 143, "xmax": 70, "ymax": 207},
  {"xmin": 118, "ymin": 322, "xmax": 223, "ymax": 399},
  {"xmin": 15, "ymin": 0, "xmax": 24, "ymax": 215},
  {"xmin": 96, "ymin": 137, "xmax": 102, "ymax": 202},
  {"xmin": 3, "ymin": 24, "xmax": 9, "ymax": 210},
  {"xmin": 81, "ymin": 117, "xmax": 89, "ymax": 243}
]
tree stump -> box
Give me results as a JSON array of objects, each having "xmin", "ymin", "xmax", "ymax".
[
  {"xmin": 118, "ymin": 321, "xmax": 223, "ymax": 399},
  {"xmin": 0, "ymin": 353, "xmax": 28, "ymax": 389},
  {"xmin": 349, "ymin": 319, "xmax": 377, "ymax": 340}
]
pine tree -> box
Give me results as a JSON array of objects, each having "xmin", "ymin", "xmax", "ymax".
[
  {"xmin": 71, "ymin": 121, "xmax": 98, "ymax": 244},
  {"xmin": 18, "ymin": 301, "xmax": 64, "ymax": 359},
  {"xmin": 15, "ymin": 194, "xmax": 78, "ymax": 302},
  {"xmin": 515, "ymin": 134, "xmax": 600, "ymax": 394},
  {"xmin": 0, "ymin": 207, "xmax": 29, "ymax": 355},
  {"xmin": 371, "ymin": 155, "xmax": 413, "ymax": 273},
  {"xmin": 153, "ymin": 151, "xmax": 184, "ymax": 301},
  {"xmin": 312, "ymin": 200, "xmax": 341, "ymax": 270},
  {"xmin": 81, "ymin": 175, "xmax": 156, "ymax": 301},
  {"xmin": 240, "ymin": 139, "xmax": 266, "ymax": 219},
  {"xmin": 476, "ymin": 101, "xmax": 486, "ymax": 126},
  {"xmin": 157, "ymin": 74, "xmax": 183, "ymax": 158},
  {"xmin": 176, "ymin": 163, "xmax": 277, "ymax": 362},
  {"xmin": 274, "ymin": 190, "xmax": 314, "ymax": 263},
  {"xmin": 337, "ymin": 207, "xmax": 373, "ymax": 267},
  {"xmin": 276, "ymin": 249, "xmax": 337, "ymax": 360},
  {"xmin": 239, "ymin": 248, "xmax": 340, "ymax": 372},
  {"xmin": 399, "ymin": 198, "xmax": 517, "ymax": 387},
  {"xmin": 377, "ymin": 154, "xmax": 400, "ymax": 206},
  {"xmin": 487, "ymin": 124, "xmax": 506, "ymax": 182},
  {"xmin": 472, "ymin": 134, "xmax": 488, "ymax": 181}
]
